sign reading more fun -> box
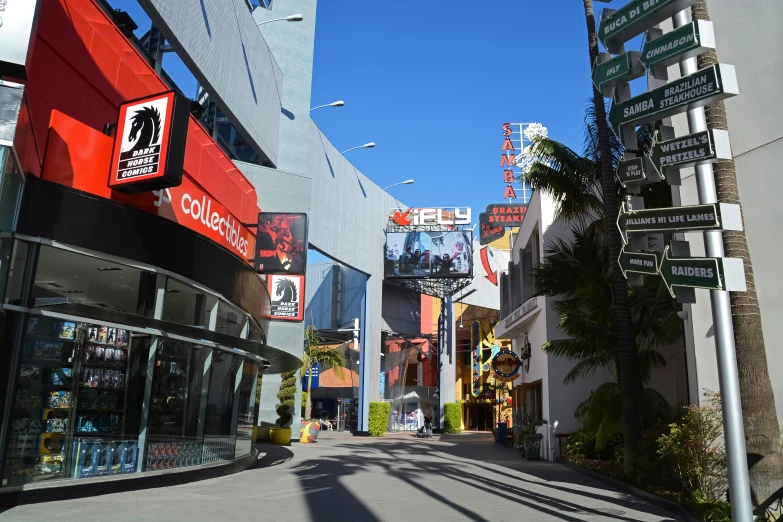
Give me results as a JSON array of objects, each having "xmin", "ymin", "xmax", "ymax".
[
  {"xmin": 109, "ymin": 91, "xmax": 190, "ymax": 194},
  {"xmin": 619, "ymin": 246, "xmax": 660, "ymax": 278},
  {"xmin": 651, "ymin": 129, "xmax": 732, "ymax": 175},
  {"xmin": 609, "ymin": 64, "xmax": 738, "ymax": 136},
  {"xmin": 641, "ymin": 20, "xmax": 716, "ymax": 70},
  {"xmin": 598, "ymin": 0, "xmax": 698, "ymax": 54}
]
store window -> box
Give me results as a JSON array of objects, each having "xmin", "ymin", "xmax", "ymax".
[
  {"xmin": 202, "ymin": 352, "xmax": 241, "ymax": 463},
  {"xmin": 31, "ymin": 245, "xmax": 157, "ymax": 317},
  {"xmin": 161, "ymin": 277, "xmax": 215, "ymax": 328},
  {"xmin": 2, "ymin": 316, "xmax": 149, "ymax": 485},
  {"xmin": 2, "ymin": 240, "xmax": 29, "ymax": 306},
  {"xmin": 0, "ymin": 146, "xmax": 24, "ymax": 231},
  {"xmin": 216, "ymin": 302, "xmax": 245, "ymax": 338},
  {"xmin": 234, "ymin": 361, "xmax": 258, "ymax": 457}
]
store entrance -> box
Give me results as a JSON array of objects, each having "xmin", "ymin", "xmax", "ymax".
[{"xmin": 465, "ymin": 404, "xmax": 493, "ymax": 431}]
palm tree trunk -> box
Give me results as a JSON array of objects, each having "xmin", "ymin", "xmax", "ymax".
[
  {"xmin": 305, "ymin": 366, "xmax": 313, "ymax": 420},
  {"xmin": 581, "ymin": 0, "xmax": 642, "ymax": 475},
  {"xmin": 692, "ymin": 0, "xmax": 783, "ymax": 509}
]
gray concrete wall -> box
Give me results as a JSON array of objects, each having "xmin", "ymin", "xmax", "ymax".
[{"xmin": 138, "ymin": 0, "xmax": 283, "ymax": 165}]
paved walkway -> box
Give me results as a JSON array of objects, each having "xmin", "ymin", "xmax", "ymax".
[{"xmin": 0, "ymin": 433, "xmax": 683, "ymax": 522}]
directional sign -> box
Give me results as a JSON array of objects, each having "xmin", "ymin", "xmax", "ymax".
[
  {"xmin": 641, "ymin": 20, "xmax": 716, "ymax": 70},
  {"xmin": 651, "ymin": 129, "xmax": 733, "ymax": 175},
  {"xmin": 619, "ymin": 246, "xmax": 660, "ymax": 278},
  {"xmin": 609, "ymin": 64, "xmax": 738, "ymax": 137},
  {"xmin": 658, "ymin": 245, "xmax": 745, "ymax": 297},
  {"xmin": 617, "ymin": 201, "xmax": 743, "ymax": 242},
  {"xmin": 616, "ymin": 157, "xmax": 650, "ymax": 187},
  {"xmin": 593, "ymin": 52, "xmax": 644, "ymax": 96},
  {"xmin": 598, "ymin": 0, "xmax": 698, "ymax": 54}
]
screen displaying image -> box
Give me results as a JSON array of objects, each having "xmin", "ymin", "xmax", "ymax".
[
  {"xmin": 253, "ymin": 213, "xmax": 308, "ymax": 275},
  {"xmin": 384, "ymin": 231, "xmax": 472, "ymax": 279}
]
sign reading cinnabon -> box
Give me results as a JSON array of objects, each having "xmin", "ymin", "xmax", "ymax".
[{"xmin": 109, "ymin": 91, "xmax": 189, "ymax": 194}]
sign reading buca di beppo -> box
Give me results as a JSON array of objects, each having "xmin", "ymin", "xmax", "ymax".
[
  {"xmin": 609, "ymin": 64, "xmax": 738, "ymax": 136},
  {"xmin": 598, "ymin": 0, "xmax": 698, "ymax": 53},
  {"xmin": 109, "ymin": 91, "xmax": 190, "ymax": 194}
]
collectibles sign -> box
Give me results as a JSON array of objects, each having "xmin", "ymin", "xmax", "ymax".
[
  {"xmin": 109, "ymin": 91, "xmax": 190, "ymax": 194},
  {"xmin": 640, "ymin": 20, "xmax": 715, "ymax": 70},
  {"xmin": 598, "ymin": 0, "xmax": 698, "ymax": 54},
  {"xmin": 651, "ymin": 129, "xmax": 732, "ymax": 175},
  {"xmin": 389, "ymin": 207, "xmax": 471, "ymax": 227},
  {"xmin": 617, "ymin": 202, "xmax": 742, "ymax": 241},
  {"xmin": 592, "ymin": 51, "xmax": 644, "ymax": 95},
  {"xmin": 254, "ymin": 213, "xmax": 308, "ymax": 275},
  {"xmin": 491, "ymin": 350, "xmax": 522, "ymax": 382},
  {"xmin": 268, "ymin": 275, "xmax": 304, "ymax": 321},
  {"xmin": 0, "ymin": 0, "xmax": 41, "ymax": 79},
  {"xmin": 609, "ymin": 64, "xmax": 738, "ymax": 136}
]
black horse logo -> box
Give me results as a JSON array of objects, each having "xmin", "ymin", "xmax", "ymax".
[
  {"xmin": 274, "ymin": 278, "xmax": 298, "ymax": 303},
  {"xmin": 128, "ymin": 106, "xmax": 162, "ymax": 152}
]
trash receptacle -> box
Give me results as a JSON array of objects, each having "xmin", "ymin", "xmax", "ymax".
[{"xmin": 497, "ymin": 422, "xmax": 508, "ymax": 445}]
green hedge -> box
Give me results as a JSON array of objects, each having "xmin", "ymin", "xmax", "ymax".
[
  {"xmin": 368, "ymin": 402, "xmax": 391, "ymax": 437},
  {"xmin": 444, "ymin": 403, "xmax": 462, "ymax": 434}
]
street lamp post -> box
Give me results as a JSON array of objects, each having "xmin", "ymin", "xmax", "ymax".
[
  {"xmin": 341, "ymin": 142, "xmax": 375, "ymax": 155},
  {"xmin": 311, "ymin": 101, "xmax": 345, "ymax": 111},
  {"xmin": 256, "ymin": 14, "xmax": 304, "ymax": 26},
  {"xmin": 383, "ymin": 179, "xmax": 414, "ymax": 191}
]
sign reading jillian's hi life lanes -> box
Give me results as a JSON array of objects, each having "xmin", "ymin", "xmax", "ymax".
[
  {"xmin": 598, "ymin": 0, "xmax": 698, "ymax": 53},
  {"xmin": 617, "ymin": 201, "xmax": 743, "ymax": 242},
  {"xmin": 592, "ymin": 52, "xmax": 644, "ymax": 94},
  {"xmin": 651, "ymin": 129, "xmax": 732, "ymax": 175},
  {"xmin": 641, "ymin": 20, "xmax": 716, "ymax": 70},
  {"xmin": 616, "ymin": 157, "xmax": 647, "ymax": 187},
  {"xmin": 609, "ymin": 64, "xmax": 738, "ymax": 136},
  {"xmin": 618, "ymin": 245, "xmax": 660, "ymax": 278},
  {"xmin": 659, "ymin": 245, "xmax": 746, "ymax": 298}
]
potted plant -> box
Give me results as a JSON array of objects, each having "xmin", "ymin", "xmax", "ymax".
[
  {"xmin": 517, "ymin": 412, "xmax": 546, "ymax": 460},
  {"xmin": 270, "ymin": 405, "xmax": 293, "ymax": 445}
]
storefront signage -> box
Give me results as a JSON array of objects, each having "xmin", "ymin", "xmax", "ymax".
[
  {"xmin": 501, "ymin": 123, "xmax": 518, "ymax": 200},
  {"xmin": 491, "ymin": 350, "xmax": 522, "ymax": 382},
  {"xmin": 302, "ymin": 362, "xmax": 319, "ymax": 389},
  {"xmin": 0, "ymin": 0, "xmax": 41, "ymax": 79},
  {"xmin": 268, "ymin": 274, "xmax": 305, "ymax": 321},
  {"xmin": 659, "ymin": 245, "xmax": 745, "ymax": 297},
  {"xmin": 485, "ymin": 204, "xmax": 527, "ymax": 225},
  {"xmin": 609, "ymin": 64, "xmax": 738, "ymax": 136},
  {"xmin": 598, "ymin": 0, "xmax": 698, "ymax": 54},
  {"xmin": 617, "ymin": 201, "xmax": 742, "ymax": 242},
  {"xmin": 480, "ymin": 246, "xmax": 498, "ymax": 285},
  {"xmin": 616, "ymin": 157, "xmax": 647, "ymax": 187},
  {"xmin": 479, "ymin": 212, "xmax": 504, "ymax": 246},
  {"xmin": 254, "ymin": 213, "xmax": 308, "ymax": 275},
  {"xmin": 109, "ymin": 91, "xmax": 190, "ymax": 194},
  {"xmin": 640, "ymin": 20, "xmax": 715, "ymax": 70},
  {"xmin": 471, "ymin": 321, "xmax": 483, "ymax": 397},
  {"xmin": 650, "ymin": 129, "xmax": 732, "ymax": 175},
  {"xmin": 619, "ymin": 245, "xmax": 660, "ymax": 278},
  {"xmin": 592, "ymin": 52, "xmax": 643, "ymax": 94},
  {"xmin": 503, "ymin": 297, "xmax": 538, "ymax": 328},
  {"xmin": 389, "ymin": 207, "xmax": 471, "ymax": 227}
]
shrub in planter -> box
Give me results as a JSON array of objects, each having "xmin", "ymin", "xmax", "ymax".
[
  {"xmin": 368, "ymin": 402, "xmax": 391, "ymax": 437},
  {"xmin": 444, "ymin": 403, "xmax": 462, "ymax": 434}
]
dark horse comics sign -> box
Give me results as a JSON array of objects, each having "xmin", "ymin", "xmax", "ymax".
[
  {"xmin": 268, "ymin": 275, "xmax": 304, "ymax": 321},
  {"xmin": 109, "ymin": 91, "xmax": 190, "ymax": 194}
]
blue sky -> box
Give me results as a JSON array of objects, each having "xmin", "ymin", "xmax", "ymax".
[{"xmin": 108, "ymin": 0, "xmax": 643, "ymax": 265}]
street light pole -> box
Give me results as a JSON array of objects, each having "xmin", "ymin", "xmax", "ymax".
[
  {"xmin": 341, "ymin": 142, "xmax": 376, "ymax": 155},
  {"xmin": 311, "ymin": 101, "xmax": 345, "ymax": 111},
  {"xmin": 383, "ymin": 179, "xmax": 414, "ymax": 191},
  {"xmin": 256, "ymin": 14, "xmax": 304, "ymax": 26}
]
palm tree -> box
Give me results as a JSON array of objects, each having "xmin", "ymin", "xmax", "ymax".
[
  {"xmin": 302, "ymin": 325, "xmax": 346, "ymax": 420},
  {"xmin": 578, "ymin": 0, "xmax": 643, "ymax": 473},
  {"xmin": 691, "ymin": 0, "xmax": 783, "ymax": 511},
  {"xmin": 533, "ymin": 223, "xmax": 680, "ymax": 449}
]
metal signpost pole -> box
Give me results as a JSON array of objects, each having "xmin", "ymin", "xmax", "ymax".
[{"xmin": 673, "ymin": 11, "xmax": 753, "ymax": 521}]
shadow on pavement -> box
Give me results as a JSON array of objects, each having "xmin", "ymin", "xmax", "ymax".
[{"xmin": 251, "ymin": 442, "xmax": 295, "ymax": 469}]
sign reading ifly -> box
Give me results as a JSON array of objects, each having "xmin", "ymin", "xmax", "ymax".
[
  {"xmin": 641, "ymin": 20, "xmax": 716, "ymax": 70},
  {"xmin": 592, "ymin": 52, "xmax": 644, "ymax": 97},
  {"xmin": 608, "ymin": 64, "xmax": 738, "ymax": 137}
]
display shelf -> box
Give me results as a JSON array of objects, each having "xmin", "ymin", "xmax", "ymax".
[{"xmin": 21, "ymin": 359, "xmax": 74, "ymax": 367}]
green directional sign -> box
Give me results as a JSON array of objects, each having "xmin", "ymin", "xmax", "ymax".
[
  {"xmin": 609, "ymin": 64, "xmax": 738, "ymax": 137},
  {"xmin": 593, "ymin": 52, "xmax": 644, "ymax": 95},
  {"xmin": 619, "ymin": 246, "xmax": 660, "ymax": 278},
  {"xmin": 616, "ymin": 157, "xmax": 647, "ymax": 187},
  {"xmin": 659, "ymin": 245, "xmax": 724, "ymax": 297},
  {"xmin": 598, "ymin": 0, "xmax": 698, "ymax": 54},
  {"xmin": 641, "ymin": 20, "xmax": 716, "ymax": 70},
  {"xmin": 616, "ymin": 201, "xmax": 742, "ymax": 241},
  {"xmin": 651, "ymin": 129, "xmax": 732, "ymax": 175}
]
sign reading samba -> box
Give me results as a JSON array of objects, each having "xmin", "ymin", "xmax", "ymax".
[
  {"xmin": 608, "ymin": 64, "xmax": 738, "ymax": 136},
  {"xmin": 641, "ymin": 20, "xmax": 716, "ymax": 70}
]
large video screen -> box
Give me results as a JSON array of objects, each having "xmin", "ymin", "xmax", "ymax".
[{"xmin": 384, "ymin": 231, "xmax": 473, "ymax": 279}]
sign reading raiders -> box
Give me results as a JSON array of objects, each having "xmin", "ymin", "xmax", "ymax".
[{"xmin": 109, "ymin": 91, "xmax": 189, "ymax": 194}]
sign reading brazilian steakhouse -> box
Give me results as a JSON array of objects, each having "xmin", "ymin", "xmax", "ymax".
[
  {"xmin": 640, "ymin": 20, "xmax": 715, "ymax": 70},
  {"xmin": 616, "ymin": 201, "xmax": 743, "ymax": 243},
  {"xmin": 598, "ymin": 0, "xmax": 698, "ymax": 54},
  {"xmin": 608, "ymin": 64, "xmax": 738, "ymax": 137}
]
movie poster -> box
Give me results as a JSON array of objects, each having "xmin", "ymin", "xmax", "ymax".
[
  {"xmin": 268, "ymin": 275, "xmax": 305, "ymax": 322},
  {"xmin": 254, "ymin": 213, "xmax": 308, "ymax": 275}
]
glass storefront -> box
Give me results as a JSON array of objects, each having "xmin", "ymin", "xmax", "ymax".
[{"xmin": 0, "ymin": 239, "xmax": 271, "ymax": 487}]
